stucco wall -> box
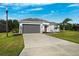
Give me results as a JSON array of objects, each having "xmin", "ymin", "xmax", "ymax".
[
  {"xmin": 19, "ymin": 23, "xmax": 22, "ymax": 34},
  {"xmin": 40, "ymin": 24, "xmax": 44, "ymax": 33},
  {"xmin": 47, "ymin": 25, "xmax": 54, "ymax": 32}
]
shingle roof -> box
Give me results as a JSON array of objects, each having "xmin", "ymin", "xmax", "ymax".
[
  {"xmin": 49, "ymin": 22, "xmax": 58, "ymax": 25},
  {"xmin": 19, "ymin": 18, "xmax": 58, "ymax": 25},
  {"xmin": 20, "ymin": 18, "xmax": 49, "ymax": 23}
]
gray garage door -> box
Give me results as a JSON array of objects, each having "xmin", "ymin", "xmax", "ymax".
[{"xmin": 23, "ymin": 24, "xmax": 40, "ymax": 33}]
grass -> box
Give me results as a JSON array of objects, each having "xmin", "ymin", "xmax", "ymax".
[
  {"xmin": 0, "ymin": 32, "xmax": 24, "ymax": 56},
  {"xmin": 46, "ymin": 30, "xmax": 79, "ymax": 44}
]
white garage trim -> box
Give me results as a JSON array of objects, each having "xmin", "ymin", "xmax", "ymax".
[{"xmin": 19, "ymin": 23, "xmax": 43, "ymax": 34}]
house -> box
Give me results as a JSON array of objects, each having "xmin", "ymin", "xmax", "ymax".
[
  {"xmin": 73, "ymin": 24, "xmax": 79, "ymax": 31},
  {"xmin": 19, "ymin": 18, "xmax": 60, "ymax": 33}
]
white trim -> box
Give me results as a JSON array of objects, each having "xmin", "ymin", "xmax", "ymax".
[
  {"xmin": 20, "ymin": 23, "xmax": 41, "ymax": 25},
  {"xmin": 19, "ymin": 23, "xmax": 22, "ymax": 34},
  {"xmin": 40, "ymin": 24, "xmax": 43, "ymax": 33},
  {"xmin": 42, "ymin": 22, "xmax": 49, "ymax": 25}
]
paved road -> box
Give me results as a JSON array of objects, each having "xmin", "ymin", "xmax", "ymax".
[{"xmin": 20, "ymin": 33, "xmax": 79, "ymax": 56}]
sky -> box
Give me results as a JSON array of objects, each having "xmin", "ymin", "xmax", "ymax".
[{"xmin": 0, "ymin": 3, "xmax": 79, "ymax": 23}]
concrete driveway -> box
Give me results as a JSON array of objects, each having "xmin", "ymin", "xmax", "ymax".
[{"xmin": 20, "ymin": 33, "xmax": 79, "ymax": 56}]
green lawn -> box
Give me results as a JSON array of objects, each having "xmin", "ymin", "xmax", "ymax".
[
  {"xmin": 0, "ymin": 33, "xmax": 24, "ymax": 56},
  {"xmin": 46, "ymin": 31, "xmax": 79, "ymax": 44}
]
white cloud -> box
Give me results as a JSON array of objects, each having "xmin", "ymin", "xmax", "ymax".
[
  {"xmin": 12, "ymin": 3, "xmax": 33, "ymax": 7},
  {"xmin": 1, "ymin": 2, "xmax": 55, "ymax": 7},
  {"xmin": 1, "ymin": 3, "xmax": 35, "ymax": 7},
  {"xmin": 0, "ymin": 5, "xmax": 5, "ymax": 8},
  {"xmin": 67, "ymin": 3, "xmax": 79, "ymax": 7},
  {"xmin": 2, "ymin": 3, "xmax": 45, "ymax": 10},
  {"xmin": 3, "ymin": 3, "xmax": 46, "ymax": 7},
  {"xmin": 10, "ymin": 4, "xmax": 31, "ymax": 10},
  {"xmin": 30, "ymin": 8, "xmax": 43, "ymax": 11},
  {"xmin": 0, "ymin": 3, "xmax": 55, "ymax": 10}
]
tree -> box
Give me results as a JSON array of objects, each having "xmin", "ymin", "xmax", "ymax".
[
  {"xmin": 8, "ymin": 20, "xmax": 13, "ymax": 31},
  {"xmin": 62, "ymin": 18, "xmax": 72, "ymax": 30},
  {"xmin": 65, "ymin": 23, "xmax": 73, "ymax": 30},
  {"xmin": 0, "ymin": 20, "xmax": 6, "ymax": 32},
  {"xmin": 12, "ymin": 20, "xmax": 19, "ymax": 33},
  {"xmin": 0, "ymin": 19, "xmax": 19, "ymax": 33},
  {"xmin": 0, "ymin": 20, "xmax": 6, "ymax": 24}
]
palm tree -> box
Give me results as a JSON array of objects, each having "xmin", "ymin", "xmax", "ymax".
[{"xmin": 62, "ymin": 18, "xmax": 72, "ymax": 31}]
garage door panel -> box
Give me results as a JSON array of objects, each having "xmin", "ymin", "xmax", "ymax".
[{"xmin": 23, "ymin": 24, "xmax": 40, "ymax": 33}]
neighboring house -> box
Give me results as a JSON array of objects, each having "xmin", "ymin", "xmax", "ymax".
[
  {"xmin": 73, "ymin": 24, "xmax": 79, "ymax": 31},
  {"xmin": 19, "ymin": 18, "xmax": 60, "ymax": 33}
]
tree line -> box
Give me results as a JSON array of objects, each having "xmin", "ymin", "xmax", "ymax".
[
  {"xmin": 59, "ymin": 18, "xmax": 79, "ymax": 31},
  {"xmin": 0, "ymin": 19, "xmax": 19, "ymax": 32},
  {"xmin": 0, "ymin": 18, "xmax": 79, "ymax": 33}
]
